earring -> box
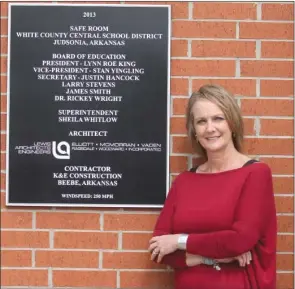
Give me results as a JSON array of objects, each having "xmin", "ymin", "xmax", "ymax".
[
  {"xmin": 232, "ymin": 132, "xmax": 236, "ymax": 138},
  {"xmin": 195, "ymin": 135, "xmax": 198, "ymax": 143}
]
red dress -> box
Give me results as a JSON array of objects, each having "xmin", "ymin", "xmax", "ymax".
[{"xmin": 153, "ymin": 162, "xmax": 277, "ymax": 289}]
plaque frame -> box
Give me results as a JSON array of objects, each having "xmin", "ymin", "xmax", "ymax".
[{"xmin": 6, "ymin": 3, "xmax": 171, "ymax": 208}]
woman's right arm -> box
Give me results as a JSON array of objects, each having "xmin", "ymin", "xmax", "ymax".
[{"xmin": 152, "ymin": 178, "xmax": 188, "ymax": 269}]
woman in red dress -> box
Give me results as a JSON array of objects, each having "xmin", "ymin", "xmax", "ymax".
[{"xmin": 149, "ymin": 84, "xmax": 277, "ymax": 289}]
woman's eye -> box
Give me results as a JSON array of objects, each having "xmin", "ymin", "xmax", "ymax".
[
  {"xmin": 197, "ymin": 120, "xmax": 205, "ymax": 124},
  {"xmin": 215, "ymin": 117, "xmax": 224, "ymax": 121}
]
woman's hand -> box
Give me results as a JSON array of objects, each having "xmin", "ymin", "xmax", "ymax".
[
  {"xmin": 234, "ymin": 251, "xmax": 252, "ymax": 267},
  {"xmin": 148, "ymin": 234, "xmax": 180, "ymax": 263},
  {"xmin": 217, "ymin": 251, "xmax": 252, "ymax": 266}
]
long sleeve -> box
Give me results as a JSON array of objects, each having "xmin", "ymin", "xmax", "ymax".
[
  {"xmin": 152, "ymin": 178, "xmax": 187, "ymax": 269},
  {"xmin": 186, "ymin": 164, "xmax": 276, "ymax": 259}
]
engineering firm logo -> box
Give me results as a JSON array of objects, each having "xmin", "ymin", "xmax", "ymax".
[{"xmin": 52, "ymin": 141, "xmax": 70, "ymax": 159}]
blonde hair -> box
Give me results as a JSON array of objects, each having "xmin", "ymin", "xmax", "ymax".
[{"xmin": 185, "ymin": 84, "xmax": 244, "ymax": 159}]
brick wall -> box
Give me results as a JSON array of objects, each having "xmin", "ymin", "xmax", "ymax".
[{"xmin": 0, "ymin": 1, "xmax": 294, "ymax": 288}]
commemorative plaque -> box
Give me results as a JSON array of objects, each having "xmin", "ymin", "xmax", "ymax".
[{"xmin": 6, "ymin": 4, "xmax": 170, "ymax": 207}]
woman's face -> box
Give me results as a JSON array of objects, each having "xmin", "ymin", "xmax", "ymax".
[{"xmin": 192, "ymin": 100, "xmax": 233, "ymax": 153}]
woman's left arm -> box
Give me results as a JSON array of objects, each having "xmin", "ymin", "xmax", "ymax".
[{"xmin": 185, "ymin": 164, "xmax": 276, "ymax": 259}]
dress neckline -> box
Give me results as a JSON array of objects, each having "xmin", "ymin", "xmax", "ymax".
[{"xmin": 189, "ymin": 159, "xmax": 259, "ymax": 176}]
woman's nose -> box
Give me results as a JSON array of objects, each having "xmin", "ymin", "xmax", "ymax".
[{"xmin": 205, "ymin": 120, "xmax": 216, "ymax": 132}]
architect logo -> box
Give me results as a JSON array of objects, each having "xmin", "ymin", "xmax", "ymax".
[{"xmin": 52, "ymin": 141, "xmax": 70, "ymax": 159}]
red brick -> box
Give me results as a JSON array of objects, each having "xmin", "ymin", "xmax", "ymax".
[
  {"xmin": 36, "ymin": 212, "xmax": 100, "ymax": 229},
  {"xmin": 277, "ymin": 235, "xmax": 294, "ymax": 252},
  {"xmin": 260, "ymin": 157, "xmax": 294, "ymax": 175},
  {"xmin": 0, "ymin": 152, "xmax": 5, "ymax": 170},
  {"xmin": 277, "ymin": 254, "xmax": 294, "ymax": 271},
  {"xmin": 277, "ymin": 215, "xmax": 294, "ymax": 233},
  {"xmin": 262, "ymin": 4, "xmax": 294, "ymax": 21},
  {"xmin": 243, "ymin": 118, "xmax": 255, "ymax": 135},
  {"xmin": 173, "ymin": 21, "xmax": 235, "ymax": 38},
  {"xmin": 277, "ymin": 273, "xmax": 294, "ymax": 289},
  {"xmin": 173, "ymin": 98, "xmax": 187, "ymax": 115},
  {"xmin": 0, "ymin": 119, "xmax": 6, "ymax": 138},
  {"xmin": 0, "ymin": 18, "xmax": 8, "ymax": 36},
  {"xmin": 0, "ymin": 192, "xmax": 5, "ymax": 209},
  {"xmin": 1, "ymin": 211, "xmax": 32, "ymax": 228},
  {"xmin": 192, "ymin": 40, "xmax": 255, "ymax": 58},
  {"xmin": 241, "ymin": 99, "xmax": 293, "ymax": 116},
  {"xmin": 1, "ymin": 269, "xmax": 48, "ymax": 286},
  {"xmin": 0, "ymin": 114, "xmax": 7, "ymax": 132},
  {"xmin": 1, "ymin": 250, "xmax": 32, "ymax": 267},
  {"xmin": 124, "ymin": 207, "xmax": 160, "ymax": 213},
  {"xmin": 1, "ymin": 153, "xmax": 6, "ymax": 170},
  {"xmin": 53, "ymin": 270, "xmax": 116, "ymax": 287},
  {"xmin": 104, "ymin": 213, "xmax": 158, "ymax": 231},
  {"xmin": 1, "ymin": 76, "xmax": 7, "ymax": 95},
  {"xmin": 0, "ymin": 2, "xmax": 8, "ymax": 17},
  {"xmin": 103, "ymin": 252, "xmax": 165, "ymax": 269},
  {"xmin": 170, "ymin": 155, "xmax": 188, "ymax": 173},
  {"xmin": 171, "ymin": 39, "xmax": 188, "ymax": 57},
  {"xmin": 262, "ymin": 42, "xmax": 294, "ymax": 59},
  {"xmin": 173, "ymin": 136, "xmax": 194, "ymax": 154},
  {"xmin": 172, "ymin": 60, "xmax": 235, "ymax": 77},
  {"xmin": 260, "ymin": 80, "xmax": 294, "ymax": 97},
  {"xmin": 36, "ymin": 250, "xmax": 98, "ymax": 268},
  {"xmin": 120, "ymin": 271, "xmax": 173, "ymax": 288},
  {"xmin": 260, "ymin": 119, "xmax": 293, "ymax": 136},
  {"xmin": 171, "ymin": 78, "xmax": 188, "ymax": 96},
  {"xmin": 244, "ymin": 138, "xmax": 293, "ymax": 155},
  {"xmin": 0, "ymin": 56, "xmax": 7, "ymax": 74},
  {"xmin": 273, "ymin": 177, "xmax": 293, "ymax": 194},
  {"xmin": 170, "ymin": 2, "xmax": 188, "ymax": 19},
  {"xmin": 0, "ymin": 37, "xmax": 7, "ymax": 55},
  {"xmin": 125, "ymin": 2, "xmax": 188, "ymax": 19},
  {"xmin": 0, "ymin": 173, "xmax": 5, "ymax": 190},
  {"xmin": 1, "ymin": 133, "xmax": 6, "ymax": 151},
  {"xmin": 170, "ymin": 117, "xmax": 186, "ymax": 134},
  {"xmin": 1, "ymin": 95, "xmax": 7, "ymax": 113},
  {"xmin": 193, "ymin": 3, "xmax": 256, "ymax": 20},
  {"xmin": 275, "ymin": 196, "xmax": 294, "ymax": 213},
  {"xmin": 54, "ymin": 232, "xmax": 117, "ymax": 249},
  {"xmin": 192, "ymin": 79, "xmax": 256, "ymax": 97},
  {"xmin": 122, "ymin": 232, "xmax": 153, "ymax": 250},
  {"xmin": 56, "ymin": 205, "xmax": 120, "ymax": 212},
  {"xmin": 241, "ymin": 60, "xmax": 293, "ymax": 78},
  {"xmin": 240, "ymin": 23, "xmax": 293, "ymax": 40},
  {"xmin": 1, "ymin": 231, "xmax": 49, "ymax": 248}
]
